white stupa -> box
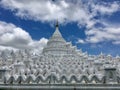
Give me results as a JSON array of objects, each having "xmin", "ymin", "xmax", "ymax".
[{"xmin": 0, "ymin": 21, "xmax": 119, "ymax": 89}]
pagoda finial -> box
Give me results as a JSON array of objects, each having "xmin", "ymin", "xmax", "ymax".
[{"xmin": 55, "ymin": 20, "xmax": 59, "ymax": 27}]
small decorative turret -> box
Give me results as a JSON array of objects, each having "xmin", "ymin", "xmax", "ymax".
[
  {"xmin": 0, "ymin": 68, "xmax": 10, "ymax": 84},
  {"xmin": 104, "ymin": 65, "xmax": 118, "ymax": 84}
]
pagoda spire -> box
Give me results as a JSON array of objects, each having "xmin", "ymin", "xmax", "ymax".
[
  {"xmin": 51, "ymin": 20, "xmax": 62, "ymax": 38},
  {"xmin": 55, "ymin": 20, "xmax": 59, "ymax": 27},
  {"xmin": 42, "ymin": 20, "xmax": 66, "ymax": 54}
]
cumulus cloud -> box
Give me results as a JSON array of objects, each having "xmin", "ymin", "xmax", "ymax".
[
  {"xmin": 91, "ymin": 1, "xmax": 120, "ymax": 15},
  {"xmin": 0, "ymin": 21, "xmax": 48, "ymax": 51},
  {"xmin": 0, "ymin": 0, "xmax": 119, "ymax": 25},
  {"xmin": 0, "ymin": 21, "xmax": 31, "ymax": 48},
  {"xmin": 86, "ymin": 27, "xmax": 120, "ymax": 44},
  {"xmin": 0, "ymin": 0, "xmax": 104, "ymax": 26},
  {"xmin": 77, "ymin": 39, "xmax": 85, "ymax": 44},
  {"xmin": 29, "ymin": 38, "xmax": 48, "ymax": 53},
  {"xmin": 0, "ymin": 0, "xmax": 120, "ymax": 45},
  {"xmin": 0, "ymin": 0, "xmax": 70, "ymax": 22}
]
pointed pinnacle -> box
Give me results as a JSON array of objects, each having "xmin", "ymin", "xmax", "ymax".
[{"xmin": 55, "ymin": 20, "xmax": 59, "ymax": 27}]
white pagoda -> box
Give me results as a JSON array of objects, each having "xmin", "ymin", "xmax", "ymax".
[{"xmin": 0, "ymin": 22, "xmax": 120, "ymax": 89}]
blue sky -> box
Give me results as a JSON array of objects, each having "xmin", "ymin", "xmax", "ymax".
[{"xmin": 0, "ymin": 0, "xmax": 120, "ymax": 56}]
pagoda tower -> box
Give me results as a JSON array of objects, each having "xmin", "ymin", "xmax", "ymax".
[{"xmin": 42, "ymin": 21, "xmax": 76, "ymax": 55}]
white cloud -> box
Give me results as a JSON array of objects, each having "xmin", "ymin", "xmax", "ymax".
[
  {"xmin": 0, "ymin": 0, "xmax": 68, "ymax": 22},
  {"xmin": 29, "ymin": 38, "xmax": 48, "ymax": 53},
  {"xmin": 86, "ymin": 27, "xmax": 120, "ymax": 44},
  {"xmin": 91, "ymin": 1, "xmax": 120, "ymax": 15},
  {"xmin": 0, "ymin": 21, "xmax": 31, "ymax": 48},
  {"xmin": 77, "ymin": 39, "xmax": 85, "ymax": 44},
  {"xmin": 0, "ymin": 0, "xmax": 119, "ymax": 27},
  {"xmin": 0, "ymin": 0, "xmax": 120, "ymax": 45},
  {"xmin": 0, "ymin": 21, "xmax": 48, "ymax": 52},
  {"xmin": 0, "ymin": 46, "xmax": 17, "ymax": 51},
  {"xmin": 0, "ymin": 0, "xmax": 94, "ymax": 26}
]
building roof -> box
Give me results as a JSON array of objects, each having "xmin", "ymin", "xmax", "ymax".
[{"xmin": 0, "ymin": 24, "xmax": 119, "ymax": 85}]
